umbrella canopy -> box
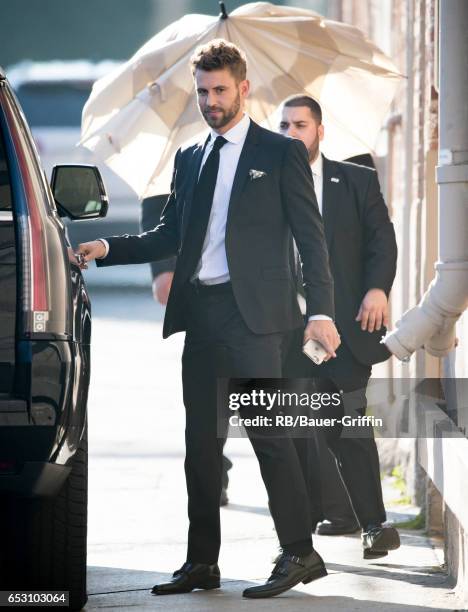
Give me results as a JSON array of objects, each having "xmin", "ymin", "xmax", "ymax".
[{"xmin": 80, "ymin": 1, "xmax": 402, "ymax": 198}]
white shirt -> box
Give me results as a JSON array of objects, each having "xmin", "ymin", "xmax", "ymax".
[
  {"xmin": 194, "ymin": 112, "xmax": 251, "ymax": 284},
  {"xmin": 310, "ymin": 153, "xmax": 324, "ymax": 215}
]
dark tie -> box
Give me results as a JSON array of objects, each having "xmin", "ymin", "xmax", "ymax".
[{"xmin": 179, "ymin": 135, "xmax": 228, "ymax": 283}]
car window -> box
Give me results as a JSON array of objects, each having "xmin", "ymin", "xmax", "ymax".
[
  {"xmin": 15, "ymin": 82, "xmax": 93, "ymax": 128},
  {"xmin": 0, "ymin": 129, "xmax": 12, "ymax": 211}
]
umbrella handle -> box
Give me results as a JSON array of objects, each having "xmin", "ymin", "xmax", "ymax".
[{"xmin": 219, "ymin": 1, "xmax": 228, "ymax": 19}]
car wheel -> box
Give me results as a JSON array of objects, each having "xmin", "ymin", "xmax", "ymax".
[{"xmin": 0, "ymin": 427, "xmax": 88, "ymax": 611}]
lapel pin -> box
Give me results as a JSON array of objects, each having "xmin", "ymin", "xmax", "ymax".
[{"xmin": 331, "ymin": 177, "xmax": 340, "ymax": 183}]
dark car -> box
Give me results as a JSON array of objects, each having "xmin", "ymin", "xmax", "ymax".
[{"xmin": 0, "ymin": 67, "xmax": 108, "ymax": 610}]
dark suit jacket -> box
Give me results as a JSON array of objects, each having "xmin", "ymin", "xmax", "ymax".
[
  {"xmin": 320, "ymin": 156, "xmax": 397, "ymax": 365},
  {"xmin": 140, "ymin": 195, "xmax": 175, "ymax": 279},
  {"xmin": 140, "ymin": 157, "xmax": 377, "ymax": 281},
  {"xmin": 97, "ymin": 120, "xmax": 334, "ymax": 338}
]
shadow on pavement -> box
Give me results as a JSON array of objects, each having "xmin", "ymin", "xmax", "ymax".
[
  {"xmin": 222, "ymin": 502, "xmax": 271, "ymax": 516},
  {"xmin": 325, "ymin": 561, "xmax": 450, "ymax": 589}
]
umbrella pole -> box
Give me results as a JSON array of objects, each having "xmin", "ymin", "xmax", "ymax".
[{"xmin": 219, "ymin": 2, "xmax": 228, "ymax": 20}]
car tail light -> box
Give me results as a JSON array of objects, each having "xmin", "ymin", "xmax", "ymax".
[
  {"xmin": 0, "ymin": 84, "xmax": 71, "ymax": 337},
  {"xmin": 1, "ymin": 93, "xmax": 49, "ymax": 320},
  {"xmin": 16, "ymin": 140, "xmax": 49, "ymax": 314}
]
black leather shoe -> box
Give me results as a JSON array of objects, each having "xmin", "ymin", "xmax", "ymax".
[
  {"xmin": 151, "ymin": 562, "xmax": 220, "ymax": 595},
  {"xmin": 362, "ymin": 524, "xmax": 400, "ymax": 559},
  {"xmin": 243, "ymin": 551, "xmax": 327, "ymax": 598},
  {"xmin": 317, "ymin": 519, "xmax": 360, "ymax": 536}
]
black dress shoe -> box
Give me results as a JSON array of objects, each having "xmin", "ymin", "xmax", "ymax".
[
  {"xmin": 317, "ymin": 519, "xmax": 360, "ymax": 536},
  {"xmin": 362, "ymin": 524, "xmax": 400, "ymax": 559},
  {"xmin": 151, "ymin": 562, "xmax": 220, "ymax": 595},
  {"xmin": 243, "ymin": 551, "xmax": 327, "ymax": 598}
]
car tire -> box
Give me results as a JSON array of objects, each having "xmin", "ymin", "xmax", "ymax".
[{"xmin": 0, "ymin": 427, "xmax": 88, "ymax": 611}]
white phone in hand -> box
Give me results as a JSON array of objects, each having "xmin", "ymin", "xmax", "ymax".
[{"xmin": 302, "ymin": 338, "xmax": 328, "ymax": 365}]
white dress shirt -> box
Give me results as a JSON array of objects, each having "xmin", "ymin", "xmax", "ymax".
[
  {"xmin": 194, "ymin": 112, "xmax": 251, "ymax": 284},
  {"xmin": 311, "ymin": 153, "xmax": 324, "ymax": 215}
]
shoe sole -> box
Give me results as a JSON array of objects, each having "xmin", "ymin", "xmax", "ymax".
[
  {"xmin": 199, "ymin": 581, "xmax": 221, "ymax": 590},
  {"xmin": 363, "ymin": 528, "xmax": 400, "ymax": 559},
  {"xmin": 152, "ymin": 580, "xmax": 221, "ymax": 595},
  {"xmin": 363, "ymin": 549, "xmax": 389, "ymax": 559},
  {"xmin": 243, "ymin": 566, "xmax": 328, "ymax": 598}
]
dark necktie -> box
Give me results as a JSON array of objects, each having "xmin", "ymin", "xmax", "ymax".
[{"xmin": 179, "ymin": 135, "xmax": 227, "ymax": 283}]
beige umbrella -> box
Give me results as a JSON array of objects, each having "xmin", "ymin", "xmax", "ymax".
[{"xmin": 80, "ymin": 1, "xmax": 402, "ymax": 198}]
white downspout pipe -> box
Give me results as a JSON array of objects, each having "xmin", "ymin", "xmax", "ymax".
[{"xmin": 383, "ymin": 0, "xmax": 468, "ymax": 361}]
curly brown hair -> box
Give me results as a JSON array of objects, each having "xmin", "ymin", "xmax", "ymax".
[{"xmin": 190, "ymin": 39, "xmax": 247, "ymax": 83}]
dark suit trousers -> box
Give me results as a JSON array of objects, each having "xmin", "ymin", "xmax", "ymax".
[
  {"xmin": 182, "ymin": 283, "xmax": 313, "ymax": 563},
  {"xmin": 311, "ymin": 426, "xmax": 356, "ymax": 523},
  {"xmin": 283, "ymin": 328, "xmax": 386, "ymax": 528}
]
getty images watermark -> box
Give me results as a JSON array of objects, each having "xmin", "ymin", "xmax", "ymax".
[
  {"xmin": 217, "ymin": 378, "xmax": 467, "ymax": 439},
  {"xmin": 227, "ymin": 388, "xmax": 383, "ymax": 430}
]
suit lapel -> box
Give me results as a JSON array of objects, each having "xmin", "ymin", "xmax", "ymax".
[
  {"xmin": 321, "ymin": 156, "xmax": 343, "ymax": 250},
  {"xmin": 181, "ymin": 137, "xmax": 209, "ymax": 240},
  {"xmin": 226, "ymin": 120, "xmax": 261, "ymax": 228}
]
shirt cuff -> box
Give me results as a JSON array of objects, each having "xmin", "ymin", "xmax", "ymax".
[
  {"xmin": 308, "ymin": 315, "xmax": 333, "ymax": 322},
  {"xmin": 97, "ymin": 238, "xmax": 109, "ymax": 258}
]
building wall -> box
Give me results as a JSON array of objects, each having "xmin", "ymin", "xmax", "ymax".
[{"xmin": 339, "ymin": 1, "xmax": 467, "ymax": 603}]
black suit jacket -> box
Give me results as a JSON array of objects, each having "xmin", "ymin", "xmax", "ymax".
[
  {"xmin": 140, "ymin": 195, "xmax": 175, "ymax": 279},
  {"xmin": 320, "ymin": 156, "xmax": 397, "ymax": 365},
  {"xmin": 97, "ymin": 120, "xmax": 334, "ymax": 338}
]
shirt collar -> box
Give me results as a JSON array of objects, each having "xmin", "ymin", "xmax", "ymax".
[
  {"xmin": 310, "ymin": 152, "xmax": 323, "ymax": 177},
  {"xmin": 209, "ymin": 113, "xmax": 250, "ymax": 145}
]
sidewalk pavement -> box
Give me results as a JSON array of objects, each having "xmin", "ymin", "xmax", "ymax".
[{"xmin": 84, "ymin": 292, "xmax": 462, "ymax": 611}]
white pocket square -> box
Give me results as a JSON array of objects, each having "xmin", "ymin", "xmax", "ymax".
[
  {"xmin": 249, "ymin": 169, "xmax": 267, "ymax": 180},
  {"xmin": 330, "ymin": 177, "xmax": 340, "ymax": 183}
]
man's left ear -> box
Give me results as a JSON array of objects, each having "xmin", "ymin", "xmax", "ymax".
[{"xmin": 318, "ymin": 124, "xmax": 325, "ymax": 142}]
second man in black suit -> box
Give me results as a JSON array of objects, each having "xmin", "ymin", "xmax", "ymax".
[{"xmin": 279, "ymin": 95, "xmax": 400, "ymax": 560}]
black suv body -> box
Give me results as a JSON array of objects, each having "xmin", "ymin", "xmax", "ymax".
[{"xmin": 0, "ymin": 67, "xmax": 108, "ymax": 611}]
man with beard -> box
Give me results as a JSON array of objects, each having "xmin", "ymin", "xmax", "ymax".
[
  {"xmin": 76, "ymin": 40, "xmax": 340, "ymax": 598},
  {"xmin": 279, "ymin": 95, "xmax": 400, "ymax": 559}
]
